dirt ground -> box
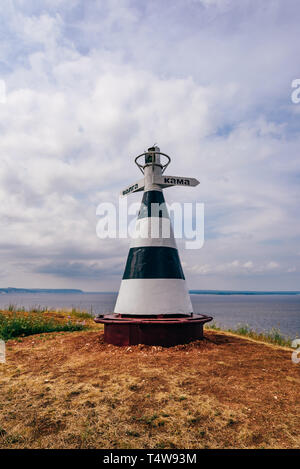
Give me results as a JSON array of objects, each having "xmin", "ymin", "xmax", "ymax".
[{"xmin": 0, "ymin": 327, "xmax": 299, "ymax": 449}]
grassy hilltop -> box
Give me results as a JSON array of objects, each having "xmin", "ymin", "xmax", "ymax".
[{"xmin": 0, "ymin": 308, "xmax": 299, "ymax": 449}]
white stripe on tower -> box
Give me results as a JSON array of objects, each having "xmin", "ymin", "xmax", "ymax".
[
  {"xmin": 114, "ymin": 146, "xmax": 193, "ymax": 316},
  {"xmin": 115, "ymin": 279, "xmax": 192, "ymax": 315},
  {"xmin": 130, "ymin": 217, "xmax": 176, "ymax": 249}
]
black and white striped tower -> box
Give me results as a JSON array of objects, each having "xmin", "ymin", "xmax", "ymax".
[
  {"xmin": 115, "ymin": 146, "xmax": 193, "ymax": 316},
  {"xmin": 95, "ymin": 146, "xmax": 213, "ymax": 345}
]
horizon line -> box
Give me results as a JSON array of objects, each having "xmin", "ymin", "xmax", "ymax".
[{"xmin": 0, "ymin": 287, "xmax": 300, "ymax": 295}]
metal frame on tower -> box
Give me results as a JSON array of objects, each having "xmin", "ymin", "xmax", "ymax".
[{"xmin": 95, "ymin": 146, "xmax": 212, "ymax": 346}]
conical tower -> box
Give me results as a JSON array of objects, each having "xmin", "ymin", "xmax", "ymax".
[
  {"xmin": 95, "ymin": 146, "xmax": 212, "ymax": 345},
  {"xmin": 115, "ymin": 146, "xmax": 193, "ymax": 316}
]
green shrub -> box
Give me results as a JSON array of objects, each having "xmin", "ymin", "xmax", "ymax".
[
  {"xmin": 70, "ymin": 308, "xmax": 94, "ymax": 320},
  {"xmin": 206, "ymin": 322, "xmax": 220, "ymax": 331},
  {"xmin": 0, "ymin": 312, "xmax": 86, "ymax": 341}
]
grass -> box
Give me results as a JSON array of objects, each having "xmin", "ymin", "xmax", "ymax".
[
  {"xmin": 0, "ymin": 311, "xmax": 87, "ymax": 341},
  {"xmin": 0, "ymin": 307, "xmax": 293, "ymax": 348},
  {"xmin": 206, "ymin": 322, "xmax": 292, "ymax": 348},
  {"xmin": 0, "ymin": 326, "xmax": 299, "ymax": 449},
  {"xmin": 0, "ymin": 308, "xmax": 299, "ymax": 449},
  {"xmin": 70, "ymin": 308, "xmax": 94, "ymax": 320},
  {"xmin": 4, "ymin": 306, "xmax": 293, "ymax": 348}
]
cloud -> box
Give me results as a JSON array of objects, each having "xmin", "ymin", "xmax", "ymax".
[
  {"xmin": 0, "ymin": 1, "xmax": 299, "ymax": 290},
  {"xmin": 187, "ymin": 259, "xmax": 282, "ymax": 275},
  {"xmin": 34, "ymin": 260, "xmax": 123, "ymax": 279}
]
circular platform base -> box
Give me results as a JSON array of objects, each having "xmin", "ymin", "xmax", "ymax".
[{"xmin": 94, "ymin": 314, "xmax": 213, "ymax": 346}]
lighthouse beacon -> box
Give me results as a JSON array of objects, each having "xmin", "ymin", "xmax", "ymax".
[
  {"xmin": 115, "ymin": 145, "xmax": 193, "ymax": 316},
  {"xmin": 95, "ymin": 146, "xmax": 212, "ymax": 345}
]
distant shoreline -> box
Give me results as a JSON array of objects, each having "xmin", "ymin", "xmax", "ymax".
[
  {"xmin": 0, "ymin": 288, "xmax": 299, "ymax": 296},
  {"xmin": 190, "ymin": 290, "xmax": 300, "ymax": 295}
]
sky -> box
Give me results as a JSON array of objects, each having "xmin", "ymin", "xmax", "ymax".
[{"xmin": 0, "ymin": 0, "xmax": 300, "ymax": 291}]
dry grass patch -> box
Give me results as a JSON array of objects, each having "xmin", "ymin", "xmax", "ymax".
[{"xmin": 0, "ymin": 323, "xmax": 299, "ymax": 449}]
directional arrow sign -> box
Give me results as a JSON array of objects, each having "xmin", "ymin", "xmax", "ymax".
[
  {"xmin": 120, "ymin": 179, "xmax": 144, "ymax": 197},
  {"xmin": 156, "ymin": 176, "xmax": 200, "ymax": 188}
]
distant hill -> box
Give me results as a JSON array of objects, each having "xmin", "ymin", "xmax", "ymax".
[
  {"xmin": 0, "ymin": 288, "xmax": 83, "ymax": 294},
  {"xmin": 1, "ymin": 288, "xmax": 299, "ymax": 295},
  {"xmin": 189, "ymin": 290, "xmax": 300, "ymax": 295}
]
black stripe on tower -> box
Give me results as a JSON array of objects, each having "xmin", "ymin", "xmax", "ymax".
[
  {"xmin": 138, "ymin": 191, "xmax": 168, "ymax": 219},
  {"xmin": 123, "ymin": 246, "xmax": 185, "ymax": 279}
]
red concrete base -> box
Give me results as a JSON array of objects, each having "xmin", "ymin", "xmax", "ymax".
[{"xmin": 94, "ymin": 314, "xmax": 213, "ymax": 346}]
